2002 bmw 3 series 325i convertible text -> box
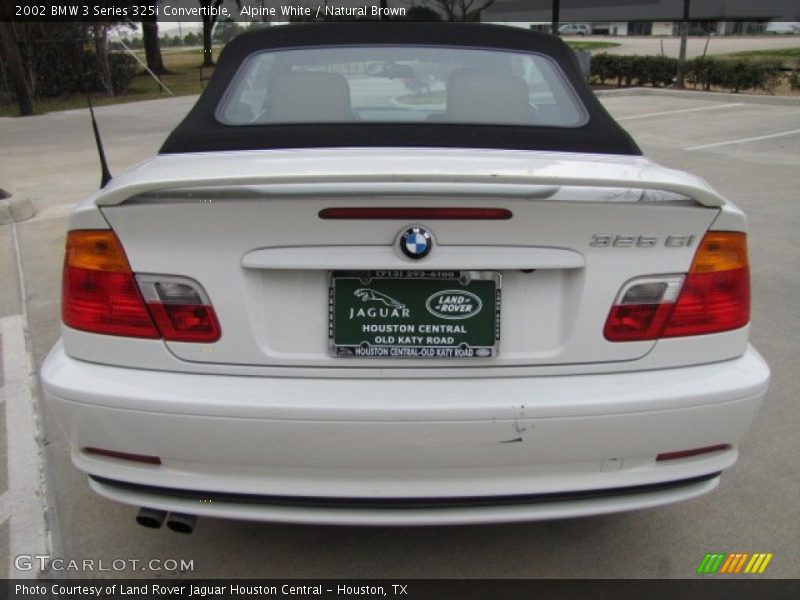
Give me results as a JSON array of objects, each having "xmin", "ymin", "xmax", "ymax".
[{"xmin": 41, "ymin": 23, "xmax": 770, "ymax": 529}]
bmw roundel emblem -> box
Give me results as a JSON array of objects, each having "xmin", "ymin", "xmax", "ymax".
[{"xmin": 400, "ymin": 226, "xmax": 433, "ymax": 259}]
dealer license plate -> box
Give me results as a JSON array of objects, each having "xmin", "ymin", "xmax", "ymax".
[{"xmin": 329, "ymin": 271, "xmax": 500, "ymax": 358}]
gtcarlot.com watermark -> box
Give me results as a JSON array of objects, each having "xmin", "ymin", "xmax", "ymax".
[{"xmin": 15, "ymin": 554, "xmax": 195, "ymax": 572}]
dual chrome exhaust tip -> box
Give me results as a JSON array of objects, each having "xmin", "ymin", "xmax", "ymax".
[{"xmin": 136, "ymin": 507, "xmax": 196, "ymax": 534}]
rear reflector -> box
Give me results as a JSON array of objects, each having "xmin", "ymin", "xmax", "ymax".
[
  {"xmin": 62, "ymin": 231, "xmax": 159, "ymax": 338},
  {"xmin": 656, "ymin": 444, "xmax": 730, "ymax": 462},
  {"xmin": 84, "ymin": 447, "xmax": 161, "ymax": 465},
  {"xmin": 319, "ymin": 207, "xmax": 513, "ymax": 220},
  {"xmin": 604, "ymin": 232, "xmax": 749, "ymax": 341}
]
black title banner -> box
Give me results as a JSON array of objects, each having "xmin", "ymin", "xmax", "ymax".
[
  {"xmin": 3, "ymin": 580, "xmax": 800, "ymax": 600},
  {"xmin": 5, "ymin": 0, "xmax": 800, "ymax": 23}
]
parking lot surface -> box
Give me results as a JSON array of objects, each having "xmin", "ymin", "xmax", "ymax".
[{"xmin": 0, "ymin": 90, "xmax": 798, "ymax": 578}]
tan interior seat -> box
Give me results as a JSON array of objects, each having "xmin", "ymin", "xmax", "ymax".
[
  {"xmin": 446, "ymin": 70, "xmax": 533, "ymax": 124},
  {"xmin": 268, "ymin": 72, "xmax": 353, "ymax": 122}
]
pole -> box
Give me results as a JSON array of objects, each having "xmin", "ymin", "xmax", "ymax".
[
  {"xmin": 551, "ymin": 0, "xmax": 560, "ymax": 36},
  {"xmin": 675, "ymin": 0, "xmax": 690, "ymax": 89}
]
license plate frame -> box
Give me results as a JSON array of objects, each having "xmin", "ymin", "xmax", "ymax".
[{"xmin": 329, "ymin": 270, "xmax": 501, "ymax": 358}]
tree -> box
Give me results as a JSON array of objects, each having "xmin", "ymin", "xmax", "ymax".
[
  {"xmin": 214, "ymin": 18, "xmax": 243, "ymax": 45},
  {"xmin": 91, "ymin": 23, "xmax": 113, "ymax": 96},
  {"xmin": 0, "ymin": 19, "xmax": 34, "ymax": 115},
  {"xmin": 199, "ymin": 0, "xmax": 241, "ymax": 67},
  {"xmin": 141, "ymin": 6, "xmax": 167, "ymax": 75},
  {"xmin": 424, "ymin": 0, "xmax": 496, "ymax": 22}
]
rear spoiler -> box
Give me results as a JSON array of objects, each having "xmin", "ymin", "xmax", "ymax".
[{"xmin": 91, "ymin": 150, "xmax": 726, "ymax": 209}]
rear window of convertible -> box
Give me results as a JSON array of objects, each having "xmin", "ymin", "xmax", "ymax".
[{"xmin": 216, "ymin": 45, "xmax": 589, "ymax": 128}]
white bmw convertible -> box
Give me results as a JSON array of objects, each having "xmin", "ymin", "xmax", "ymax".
[{"xmin": 41, "ymin": 23, "xmax": 770, "ymax": 531}]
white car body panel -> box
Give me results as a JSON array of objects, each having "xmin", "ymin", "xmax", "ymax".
[
  {"xmin": 41, "ymin": 28, "xmax": 768, "ymax": 525},
  {"xmin": 43, "ymin": 342, "xmax": 768, "ymax": 524}
]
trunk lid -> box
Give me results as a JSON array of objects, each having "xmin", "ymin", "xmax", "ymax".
[{"xmin": 96, "ymin": 149, "xmax": 721, "ymax": 369}]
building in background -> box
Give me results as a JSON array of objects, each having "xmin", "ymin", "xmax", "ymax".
[{"xmin": 488, "ymin": 0, "xmax": 797, "ymax": 35}]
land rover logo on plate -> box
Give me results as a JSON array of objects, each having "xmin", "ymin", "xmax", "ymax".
[
  {"xmin": 426, "ymin": 290, "xmax": 483, "ymax": 320},
  {"xmin": 400, "ymin": 227, "xmax": 432, "ymax": 259}
]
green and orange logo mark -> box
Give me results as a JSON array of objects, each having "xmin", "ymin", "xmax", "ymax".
[{"xmin": 697, "ymin": 552, "xmax": 773, "ymax": 574}]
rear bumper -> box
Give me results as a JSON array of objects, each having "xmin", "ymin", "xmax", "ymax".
[
  {"xmin": 41, "ymin": 342, "xmax": 769, "ymax": 525},
  {"xmin": 89, "ymin": 473, "xmax": 722, "ymax": 526}
]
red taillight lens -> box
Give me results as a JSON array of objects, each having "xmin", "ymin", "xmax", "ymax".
[
  {"xmin": 62, "ymin": 231, "xmax": 159, "ymax": 338},
  {"xmin": 319, "ymin": 207, "xmax": 513, "ymax": 220},
  {"xmin": 136, "ymin": 275, "xmax": 221, "ymax": 343},
  {"xmin": 604, "ymin": 232, "xmax": 750, "ymax": 341},
  {"xmin": 603, "ymin": 303, "xmax": 675, "ymax": 342},
  {"xmin": 662, "ymin": 232, "xmax": 749, "ymax": 337},
  {"xmin": 147, "ymin": 303, "xmax": 221, "ymax": 343}
]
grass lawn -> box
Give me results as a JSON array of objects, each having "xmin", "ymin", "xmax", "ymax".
[
  {"xmin": 565, "ymin": 41, "xmax": 620, "ymax": 51},
  {"xmin": 0, "ymin": 46, "xmax": 221, "ymax": 117},
  {"xmin": 708, "ymin": 47, "xmax": 800, "ymax": 67}
]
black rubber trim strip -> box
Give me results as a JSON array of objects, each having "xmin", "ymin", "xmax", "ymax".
[{"xmin": 90, "ymin": 472, "xmax": 721, "ymax": 510}]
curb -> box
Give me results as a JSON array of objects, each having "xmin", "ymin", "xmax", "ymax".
[
  {"xmin": 0, "ymin": 190, "xmax": 36, "ymax": 225},
  {"xmin": 594, "ymin": 87, "xmax": 800, "ymax": 107}
]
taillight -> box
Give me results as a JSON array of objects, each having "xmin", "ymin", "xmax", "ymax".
[
  {"xmin": 136, "ymin": 275, "xmax": 221, "ymax": 343},
  {"xmin": 62, "ymin": 230, "xmax": 220, "ymax": 342},
  {"xmin": 662, "ymin": 232, "xmax": 749, "ymax": 337},
  {"xmin": 604, "ymin": 232, "xmax": 749, "ymax": 341},
  {"xmin": 603, "ymin": 276, "xmax": 684, "ymax": 341},
  {"xmin": 63, "ymin": 230, "xmax": 159, "ymax": 338}
]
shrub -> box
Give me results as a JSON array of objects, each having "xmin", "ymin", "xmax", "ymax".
[
  {"xmin": 107, "ymin": 53, "xmax": 138, "ymax": 93},
  {"xmin": 789, "ymin": 71, "xmax": 800, "ymax": 91},
  {"xmin": 685, "ymin": 57, "xmax": 722, "ymax": 91},
  {"xmin": 596, "ymin": 54, "xmax": 782, "ymax": 93},
  {"xmin": 589, "ymin": 53, "xmax": 619, "ymax": 85},
  {"xmin": 715, "ymin": 60, "xmax": 782, "ymax": 93},
  {"xmin": 29, "ymin": 48, "xmax": 138, "ymax": 98},
  {"xmin": 590, "ymin": 54, "xmax": 678, "ymax": 88},
  {"xmin": 634, "ymin": 55, "xmax": 679, "ymax": 87}
]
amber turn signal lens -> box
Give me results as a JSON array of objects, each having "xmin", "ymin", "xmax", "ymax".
[
  {"xmin": 689, "ymin": 232, "xmax": 748, "ymax": 274},
  {"xmin": 65, "ymin": 230, "xmax": 132, "ymax": 273}
]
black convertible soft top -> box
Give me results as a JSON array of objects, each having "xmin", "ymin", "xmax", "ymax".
[{"xmin": 160, "ymin": 22, "xmax": 640, "ymax": 156}]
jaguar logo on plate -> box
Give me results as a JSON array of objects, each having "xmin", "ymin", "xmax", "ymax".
[{"xmin": 400, "ymin": 226, "xmax": 432, "ymax": 259}]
